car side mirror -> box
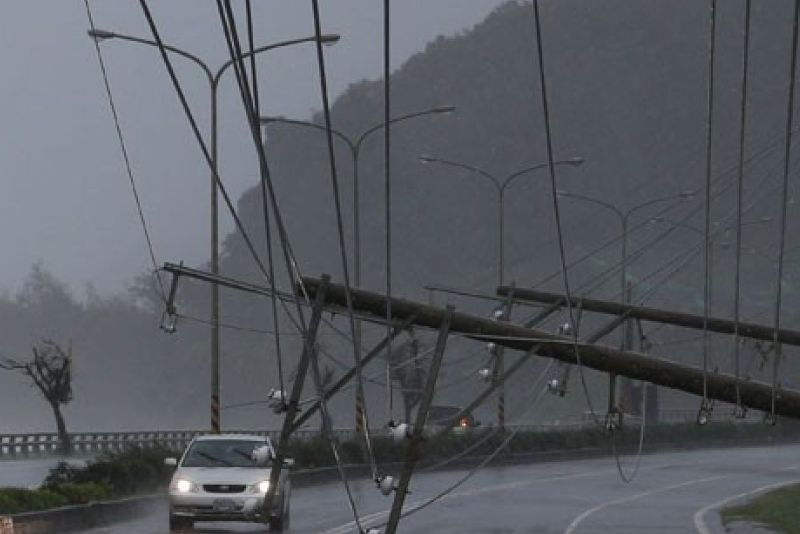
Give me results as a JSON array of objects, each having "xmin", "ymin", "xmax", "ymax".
[{"xmin": 164, "ymin": 457, "xmax": 177, "ymax": 467}]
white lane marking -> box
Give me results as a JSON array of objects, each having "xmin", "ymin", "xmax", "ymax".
[
  {"xmin": 563, "ymin": 475, "xmax": 725, "ymax": 534},
  {"xmin": 693, "ymin": 468, "xmax": 800, "ymax": 534},
  {"xmin": 321, "ymin": 463, "xmax": 686, "ymax": 534}
]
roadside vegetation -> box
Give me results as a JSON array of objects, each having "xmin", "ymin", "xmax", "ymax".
[
  {"xmin": 722, "ymin": 483, "xmax": 800, "ymax": 534},
  {"xmin": 1, "ymin": 420, "xmax": 797, "ymax": 515},
  {"xmin": 0, "ymin": 446, "xmax": 173, "ymax": 514},
  {"xmin": 288, "ymin": 419, "xmax": 800, "ymax": 469}
]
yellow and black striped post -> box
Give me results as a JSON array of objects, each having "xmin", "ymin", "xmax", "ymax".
[{"xmin": 211, "ymin": 393, "xmax": 220, "ymax": 434}]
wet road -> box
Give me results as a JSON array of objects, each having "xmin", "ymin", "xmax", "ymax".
[{"xmin": 81, "ymin": 444, "xmax": 800, "ymax": 533}]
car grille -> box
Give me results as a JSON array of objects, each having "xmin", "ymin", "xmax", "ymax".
[{"xmin": 203, "ymin": 484, "xmax": 246, "ymax": 493}]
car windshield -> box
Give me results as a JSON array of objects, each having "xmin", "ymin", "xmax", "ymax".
[{"xmin": 181, "ymin": 440, "xmax": 267, "ymax": 468}]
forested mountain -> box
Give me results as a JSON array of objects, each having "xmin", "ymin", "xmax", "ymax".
[{"xmin": 2, "ymin": 1, "xmax": 798, "ymax": 432}]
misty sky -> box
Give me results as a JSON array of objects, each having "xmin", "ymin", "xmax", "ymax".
[{"xmin": 0, "ymin": 1, "xmax": 508, "ymax": 297}]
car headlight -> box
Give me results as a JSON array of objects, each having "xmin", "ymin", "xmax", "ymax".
[
  {"xmin": 248, "ymin": 480, "xmax": 270, "ymax": 495},
  {"xmin": 172, "ymin": 479, "xmax": 198, "ymax": 493}
]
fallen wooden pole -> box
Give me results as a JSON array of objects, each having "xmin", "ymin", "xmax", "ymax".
[
  {"xmin": 264, "ymin": 276, "xmax": 327, "ymax": 513},
  {"xmin": 300, "ymin": 275, "xmax": 800, "ymax": 420},
  {"xmin": 496, "ymin": 286, "xmax": 800, "ymax": 347},
  {"xmin": 385, "ymin": 307, "xmax": 454, "ymax": 534}
]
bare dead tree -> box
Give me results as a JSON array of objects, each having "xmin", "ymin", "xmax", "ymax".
[{"xmin": 1, "ymin": 340, "xmax": 73, "ymax": 454}]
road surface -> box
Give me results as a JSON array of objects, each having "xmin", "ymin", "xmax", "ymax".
[{"xmin": 80, "ymin": 444, "xmax": 800, "ymax": 533}]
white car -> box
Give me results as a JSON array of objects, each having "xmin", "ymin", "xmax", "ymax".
[{"xmin": 165, "ymin": 434, "xmax": 292, "ymax": 532}]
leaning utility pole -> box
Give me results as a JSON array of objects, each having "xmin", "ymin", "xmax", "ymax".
[
  {"xmin": 495, "ymin": 286, "xmax": 800, "ymax": 347},
  {"xmin": 299, "ymin": 275, "xmax": 800, "ymax": 419},
  {"xmin": 385, "ymin": 307, "xmax": 454, "ymax": 534},
  {"xmin": 262, "ymin": 275, "xmax": 329, "ymax": 514}
]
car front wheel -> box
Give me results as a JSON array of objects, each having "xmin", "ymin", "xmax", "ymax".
[{"xmin": 268, "ymin": 486, "xmax": 291, "ymax": 532}]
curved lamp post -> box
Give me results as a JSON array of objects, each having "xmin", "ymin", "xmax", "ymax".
[
  {"xmin": 88, "ymin": 28, "xmax": 339, "ymax": 433},
  {"xmin": 419, "ymin": 155, "xmax": 584, "ymax": 286},
  {"xmin": 418, "ymin": 154, "xmax": 585, "ymax": 429},
  {"xmin": 260, "ymin": 107, "xmax": 454, "ymax": 431},
  {"xmin": 260, "ymin": 106, "xmax": 454, "ymax": 291},
  {"xmin": 556, "ymin": 190, "xmax": 697, "ymax": 418},
  {"xmin": 556, "ymin": 190, "xmax": 697, "ymax": 307}
]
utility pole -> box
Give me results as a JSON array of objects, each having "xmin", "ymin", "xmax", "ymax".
[
  {"xmin": 556, "ymin": 190, "xmax": 697, "ymax": 414},
  {"xmin": 418, "ymin": 155, "xmax": 584, "ymax": 428},
  {"xmin": 385, "ymin": 307, "xmax": 454, "ymax": 534},
  {"xmin": 260, "ymin": 107, "xmax": 454, "ymax": 431},
  {"xmin": 263, "ymin": 275, "xmax": 329, "ymax": 514},
  {"xmin": 495, "ymin": 286, "xmax": 800, "ymax": 347},
  {"xmin": 299, "ymin": 275, "xmax": 800, "ymax": 419},
  {"xmin": 88, "ymin": 29, "xmax": 340, "ymax": 434}
]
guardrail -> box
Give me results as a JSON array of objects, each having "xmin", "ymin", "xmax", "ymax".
[
  {"xmin": 0, "ymin": 429, "xmax": 360, "ymax": 459},
  {"xmin": 0, "ymin": 410, "xmax": 761, "ymax": 459}
]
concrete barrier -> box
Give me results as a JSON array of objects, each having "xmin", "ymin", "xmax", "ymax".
[{"xmin": 0, "ymin": 495, "xmax": 161, "ymax": 534}]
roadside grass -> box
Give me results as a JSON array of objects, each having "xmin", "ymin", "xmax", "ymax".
[
  {"xmin": 1, "ymin": 420, "xmax": 798, "ymax": 515},
  {"xmin": 0, "ymin": 483, "xmax": 111, "ymax": 515},
  {"xmin": 0, "ymin": 446, "xmax": 173, "ymax": 515},
  {"xmin": 722, "ymin": 484, "xmax": 800, "ymax": 534}
]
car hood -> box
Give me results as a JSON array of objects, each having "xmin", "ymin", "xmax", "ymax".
[{"xmin": 173, "ymin": 466, "xmax": 272, "ymax": 485}]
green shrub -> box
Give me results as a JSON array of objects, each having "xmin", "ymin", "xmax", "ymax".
[
  {"xmin": 0, "ymin": 488, "xmax": 68, "ymax": 514},
  {"xmin": 0, "ymin": 482, "xmax": 115, "ymax": 514},
  {"xmin": 48, "ymin": 482, "xmax": 112, "ymax": 505},
  {"xmin": 43, "ymin": 446, "xmax": 176, "ymax": 497}
]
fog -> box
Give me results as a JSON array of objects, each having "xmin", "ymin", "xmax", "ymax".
[
  {"xmin": 0, "ymin": 0, "xmax": 506, "ymax": 295},
  {"xmin": 1, "ymin": 1, "xmax": 798, "ymax": 435}
]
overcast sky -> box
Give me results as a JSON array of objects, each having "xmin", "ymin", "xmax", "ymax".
[{"xmin": 0, "ymin": 1, "xmax": 507, "ymax": 297}]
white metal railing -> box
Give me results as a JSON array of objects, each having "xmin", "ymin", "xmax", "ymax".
[
  {"xmin": 0, "ymin": 429, "xmax": 360, "ymax": 459},
  {"xmin": 0, "ymin": 412, "xmax": 762, "ymax": 459}
]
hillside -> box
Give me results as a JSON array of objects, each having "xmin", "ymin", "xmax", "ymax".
[{"xmin": 2, "ymin": 1, "xmax": 798, "ymax": 433}]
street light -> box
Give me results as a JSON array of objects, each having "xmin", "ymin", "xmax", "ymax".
[
  {"xmin": 260, "ymin": 106, "xmax": 454, "ymax": 430},
  {"xmin": 260, "ymin": 106, "xmax": 454, "ymax": 294},
  {"xmin": 89, "ymin": 28, "xmax": 340, "ymax": 434},
  {"xmin": 556, "ymin": 189, "xmax": 697, "ymax": 418},
  {"xmin": 419, "ymin": 155, "xmax": 584, "ymax": 286},
  {"xmin": 556, "ymin": 189, "xmax": 697, "ymax": 309},
  {"xmin": 418, "ymin": 155, "xmax": 585, "ymax": 429}
]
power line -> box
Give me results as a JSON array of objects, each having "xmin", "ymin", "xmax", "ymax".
[
  {"xmin": 731, "ymin": 0, "xmax": 753, "ymax": 415},
  {"xmin": 136, "ymin": 1, "xmax": 285, "ymax": 310},
  {"xmin": 364, "ymin": 365, "xmax": 554, "ymax": 530},
  {"xmin": 384, "ymin": 0, "xmax": 395, "ymax": 424},
  {"xmin": 309, "ymin": 0, "xmax": 379, "ymax": 482},
  {"xmin": 244, "ymin": 0, "xmax": 288, "ymax": 417},
  {"xmin": 701, "ymin": 0, "xmax": 718, "ymax": 415},
  {"xmin": 529, "ymin": 120, "xmax": 795, "ymax": 299},
  {"xmin": 83, "ymin": 0, "xmax": 166, "ymax": 302},
  {"xmin": 531, "ymin": 0, "xmax": 601, "ymax": 426},
  {"xmin": 770, "ymin": 0, "xmax": 800, "ymax": 422}
]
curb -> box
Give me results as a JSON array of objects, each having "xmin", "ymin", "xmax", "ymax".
[
  {"xmin": 2, "ymin": 435, "xmax": 796, "ymax": 533},
  {"xmin": 0, "ymin": 494, "xmax": 161, "ymax": 534}
]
